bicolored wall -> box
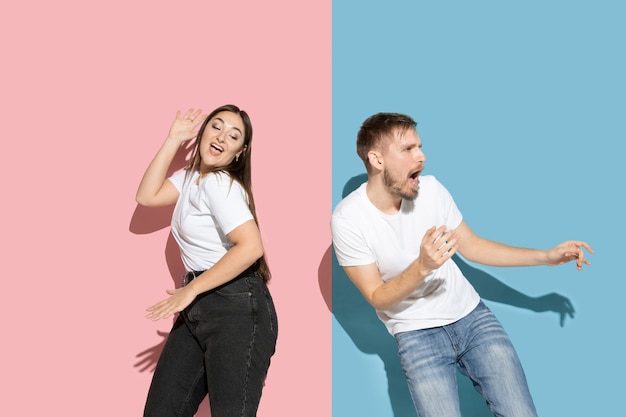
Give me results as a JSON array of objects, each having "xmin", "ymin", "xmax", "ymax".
[{"xmin": 2, "ymin": 1, "xmax": 623, "ymax": 416}]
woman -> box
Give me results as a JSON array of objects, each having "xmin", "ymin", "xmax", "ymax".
[{"xmin": 136, "ymin": 105, "xmax": 278, "ymax": 417}]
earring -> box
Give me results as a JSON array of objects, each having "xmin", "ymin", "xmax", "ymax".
[{"xmin": 236, "ymin": 155, "xmax": 240, "ymax": 162}]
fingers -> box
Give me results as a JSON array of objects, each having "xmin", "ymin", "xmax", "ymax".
[
  {"xmin": 181, "ymin": 108, "xmax": 203, "ymax": 123},
  {"xmin": 193, "ymin": 114, "xmax": 208, "ymax": 128},
  {"xmin": 564, "ymin": 241, "xmax": 594, "ymax": 271},
  {"xmin": 576, "ymin": 249, "xmax": 584, "ymax": 270},
  {"xmin": 577, "ymin": 241, "xmax": 594, "ymax": 254},
  {"xmin": 145, "ymin": 288, "xmax": 192, "ymax": 321},
  {"xmin": 168, "ymin": 108, "xmax": 207, "ymax": 142},
  {"xmin": 575, "ymin": 253, "xmax": 590, "ymax": 270},
  {"xmin": 422, "ymin": 226, "xmax": 459, "ymax": 269},
  {"xmin": 576, "ymin": 249, "xmax": 592, "ymax": 270},
  {"xmin": 146, "ymin": 293, "xmax": 178, "ymax": 321},
  {"xmin": 555, "ymin": 240, "xmax": 593, "ymax": 271},
  {"xmin": 433, "ymin": 226, "xmax": 458, "ymax": 255},
  {"xmin": 146, "ymin": 308, "xmax": 174, "ymax": 321},
  {"xmin": 427, "ymin": 225, "xmax": 453, "ymax": 244},
  {"xmin": 571, "ymin": 241, "xmax": 592, "ymax": 270}
]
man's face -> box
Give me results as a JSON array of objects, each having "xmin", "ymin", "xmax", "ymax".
[{"xmin": 381, "ymin": 128, "xmax": 426, "ymax": 199}]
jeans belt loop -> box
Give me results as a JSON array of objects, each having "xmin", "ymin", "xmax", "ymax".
[{"xmin": 182, "ymin": 270, "xmax": 206, "ymax": 287}]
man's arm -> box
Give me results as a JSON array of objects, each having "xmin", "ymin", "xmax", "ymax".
[
  {"xmin": 455, "ymin": 221, "xmax": 593, "ymax": 270},
  {"xmin": 343, "ymin": 225, "xmax": 459, "ymax": 311}
]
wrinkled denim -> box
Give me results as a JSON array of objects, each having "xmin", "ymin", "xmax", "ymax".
[
  {"xmin": 395, "ymin": 301, "xmax": 538, "ymax": 417},
  {"xmin": 144, "ymin": 271, "xmax": 278, "ymax": 417}
]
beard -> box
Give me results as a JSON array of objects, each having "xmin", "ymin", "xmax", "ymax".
[{"xmin": 383, "ymin": 167, "xmax": 418, "ymax": 200}]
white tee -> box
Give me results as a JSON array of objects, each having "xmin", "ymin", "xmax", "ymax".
[
  {"xmin": 331, "ymin": 175, "xmax": 480, "ymax": 335},
  {"xmin": 169, "ymin": 170, "xmax": 254, "ymax": 272}
]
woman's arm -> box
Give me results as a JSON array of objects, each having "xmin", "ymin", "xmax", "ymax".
[
  {"xmin": 145, "ymin": 219, "xmax": 264, "ymax": 321},
  {"xmin": 186, "ymin": 220, "xmax": 264, "ymax": 294},
  {"xmin": 136, "ymin": 108, "xmax": 206, "ymax": 207}
]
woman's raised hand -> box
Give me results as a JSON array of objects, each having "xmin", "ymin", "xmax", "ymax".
[{"xmin": 167, "ymin": 108, "xmax": 207, "ymax": 144}]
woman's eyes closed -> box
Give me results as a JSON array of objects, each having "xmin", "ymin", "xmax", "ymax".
[{"xmin": 211, "ymin": 124, "xmax": 239, "ymax": 140}]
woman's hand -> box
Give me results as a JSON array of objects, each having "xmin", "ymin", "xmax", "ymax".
[
  {"xmin": 145, "ymin": 286, "xmax": 198, "ymax": 321},
  {"xmin": 166, "ymin": 108, "xmax": 207, "ymax": 145}
]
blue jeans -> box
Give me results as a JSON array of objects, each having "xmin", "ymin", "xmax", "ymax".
[
  {"xmin": 394, "ymin": 301, "xmax": 538, "ymax": 417},
  {"xmin": 144, "ymin": 271, "xmax": 278, "ymax": 417}
]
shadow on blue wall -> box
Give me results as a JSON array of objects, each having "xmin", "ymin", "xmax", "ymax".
[{"xmin": 322, "ymin": 173, "xmax": 575, "ymax": 417}]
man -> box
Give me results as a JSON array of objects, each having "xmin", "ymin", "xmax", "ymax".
[{"xmin": 330, "ymin": 112, "xmax": 593, "ymax": 417}]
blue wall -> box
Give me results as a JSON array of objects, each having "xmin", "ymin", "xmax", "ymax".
[{"xmin": 332, "ymin": 1, "xmax": 625, "ymax": 415}]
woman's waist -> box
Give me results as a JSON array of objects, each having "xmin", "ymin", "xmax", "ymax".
[{"xmin": 182, "ymin": 265, "xmax": 259, "ymax": 287}]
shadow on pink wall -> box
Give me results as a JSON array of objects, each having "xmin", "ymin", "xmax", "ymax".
[{"xmin": 127, "ymin": 143, "xmax": 212, "ymax": 415}]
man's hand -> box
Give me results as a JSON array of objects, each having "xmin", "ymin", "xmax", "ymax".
[
  {"xmin": 546, "ymin": 241, "xmax": 594, "ymax": 270},
  {"xmin": 417, "ymin": 226, "xmax": 459, "ymax": 273}
]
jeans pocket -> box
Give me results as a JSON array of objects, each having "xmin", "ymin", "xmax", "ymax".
[
  {"xmin": 186, "ymin": 282, "xmax": 253, "ymax": 324},
  {"xmin": 214, "ymin": 275, "xmax": 252, "ymax": 298},
  {"xmin": 262, "ymin": 287, "xmax": 278, "ymax": 338}
]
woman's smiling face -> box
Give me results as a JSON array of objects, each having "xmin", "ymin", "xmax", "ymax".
[{"xmin": 199, "ymin": 111, "xmax": 247, "ymax": 172}]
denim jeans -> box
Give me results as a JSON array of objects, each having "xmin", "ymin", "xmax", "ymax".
[
  {"xmin": 144, "ymin": 271, "xmax": 278, "ymax": 417},
  {"xmin": 394, "ymin": 301, "xmax": 538, "ymax": 417}
]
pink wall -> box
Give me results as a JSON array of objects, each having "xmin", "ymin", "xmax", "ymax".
[{"xmin": 0, "ymin": 1, "xmax": 331, "ymax": 415}]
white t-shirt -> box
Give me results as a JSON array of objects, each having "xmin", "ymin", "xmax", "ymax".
[
  {"xmin": 331, "ymin": 175, "xmax": 480, "ymax": 335},
  {"xmin": 169, "ymin": 170, "xmax": 254, "ymax": 272}
]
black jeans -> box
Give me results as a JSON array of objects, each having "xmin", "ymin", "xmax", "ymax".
[{"xmin": 144, "ymin": 270, "xmax": 278, "ymax": 417}]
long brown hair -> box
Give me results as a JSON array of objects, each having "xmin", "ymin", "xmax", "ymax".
[{"xmin": 186, "ymin": 104, "xmax": 271, "ymax": 283}]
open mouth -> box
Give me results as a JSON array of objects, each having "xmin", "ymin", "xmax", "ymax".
[
  {"xmin": 409, "ymin": 169, "xmax": 421, "ymax": 180},
  {"xmin": 408, "ymin": 168, "xmax": 422, "ymax": 189},
  {"xmin": 210, "ymin": 143, "xmax": 224, "ymax": 153}
]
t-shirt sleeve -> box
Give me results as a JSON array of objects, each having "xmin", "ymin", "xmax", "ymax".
[
  {"xmin": 331, "ymin": 213, "xmax": 377, "ymax": 267},
  {"xmin": 203, "ymin": 174, "xmax": 254, "ymax": 235},
  {"xmin": 168, "ymin": 169, "xmax": 187, "ymax": 192}
]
